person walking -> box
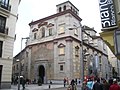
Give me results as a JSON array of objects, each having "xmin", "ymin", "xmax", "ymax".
[
  {"xmin": 83, "ymin": 81, "xmax": 91, "ymax": 90},
  {"xmin": 92, "ymin": 78, "xmax": 103, "ymax": 90},
  {"xmin": 86, "ymin": 78, "xmax": 94, "ymax": 90},
  {"xmin": 64, "ymin": 78, "xmax": 66, "ymax": 87},
  {"xmin": 109, "ymin": 79, "xmax": 120, "ymax": 90},
  {"xmin": 108, "ymin": 78, "xmax": 113, "ymax": 86},
  {"xmin": 21, "ymin": 77, "xmax": 26, "ymax": 90},
  {"xmin": 70, "ymin": 79, "xmax": 77, "ymax": 90},
  {"xmin": 102, "ymin": 79, "xmax": 110, "ymax": 90}
]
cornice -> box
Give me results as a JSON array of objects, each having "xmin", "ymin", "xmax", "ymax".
[
  {"xmin": 14, "ymin": 36, "xmax": 108, "ymax": 58},
  {"xmin": 29, "ymin": 9, "xmax": 82, "ymax": 26}
]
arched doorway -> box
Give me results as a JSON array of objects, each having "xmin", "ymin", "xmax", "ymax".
[{"xmin": 38, "ymin": 65, "xmax": 45, "ymax": 83}]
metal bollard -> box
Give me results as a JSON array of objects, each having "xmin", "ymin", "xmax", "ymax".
[{"xmin": 49, "ymin": 84, "xmax": 51, "ymax": 89}]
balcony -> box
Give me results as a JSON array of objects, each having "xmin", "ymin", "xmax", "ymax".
[
  {"xmin": 0, "ymin": 27, "xmax": 9, "ymax": 35},
  {"xmin": 0, "ymin": 1, "xmax": 11, "ymax": 11},
  {"xmin": 0, "ymin": 1, "xmax": 11, "ymax": 16}
]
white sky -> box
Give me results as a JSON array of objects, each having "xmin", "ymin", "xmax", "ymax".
[{"xmin": 13, "ymin": 0, "xmax": 102, "ymax": 56}]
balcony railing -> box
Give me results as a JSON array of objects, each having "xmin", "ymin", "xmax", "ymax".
[
  {"xmin": 0, "ymin": 27, "xmax": 9, "ymax": 35},
  {"xmin": 0, "ymin": 1, "xmax": 11, "ymax": 11}
]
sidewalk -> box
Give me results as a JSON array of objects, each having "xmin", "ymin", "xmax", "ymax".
[{"xmin": 1, "ymin": 84, "xmax": 65, "ymax": 90}]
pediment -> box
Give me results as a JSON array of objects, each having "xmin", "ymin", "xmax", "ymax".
[
  {"xmin": 38, "ymin": 22, "xmax": 48, "ymax": 28},
  {"xmin": 47, "ymin": 23, "xmax": 54, "ymax": 27},
  {"xmin": 58, "ymin": 43, "xmax": 65, "ymax": 47},
  {"xmin": 32, "ymin": 28, "xmax": 38, "ymax": 32}
]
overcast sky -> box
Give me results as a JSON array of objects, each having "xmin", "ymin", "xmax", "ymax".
[{"xmin": 13, "ymin": 0, "xmax": 102, "ymax": 56}]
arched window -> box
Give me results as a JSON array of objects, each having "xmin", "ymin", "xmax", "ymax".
[
  {"xmin": 63, "ymin": 5, "xmax": 66, "ymax": 11},
  {"xmin": 59, "ymin": 7, "xmax": 62, "ymax": 12},
  {"xmin": 41, "ymin": 27, "xmax": 45, "ymax": 37}
]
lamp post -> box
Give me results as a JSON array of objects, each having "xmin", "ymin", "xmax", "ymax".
[
  {"xmin": 16, "ymin": 59, "xmax": 20, "ymax": 90},
  {"xmin": 80, "ymin": 27, "xmax": 85, "ymax": 90},
  {"xmin": 16, "ymin": 37, "xmax": 29, "ymax": 90},
  {"xmin": 21, "ymin": 37, "xmax": 30, "ymax": 50},
  {"xmin": 21, "ymin": 37, "xmax": 30, "ymax": 77}
]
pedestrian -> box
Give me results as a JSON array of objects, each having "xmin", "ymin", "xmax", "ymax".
[
  {"xmin": 26, "ymin": 78, "xmax": 29, "ymax": 86},
  {"xmin": 21, "ymin": 77, "xmax": 26, "ymax": 90},
  {"xmin": 70, "ymin": 79, "xmax": 76, "ymax": 90},
  {"xmin": 108, "ymin": 78, "xmax": 113, "ymax": 86},
  {"xmin": 92, "ymin": 77, "xmax": 103, "ymax": 90},
  {"xmin": 14, "ymin": 77, "xmax": 18, "ymax": 85},
  {"xmin": 86, "ymin": 78, "xmax": 94, "ymax": 90},
  {"xmin": 109, "ymin": 79, "xmax": 120, "ymax": 90},
  {"xmin": 66, "ymin": 77, "xmax": 69, "ymax": 85},
  {"xmin": 75, "ymin": 78, "xmax": 77, "ymax": 85},
  {"xmin": 102, "ymin": 79, "xmax": 110, "ymax": 90},
  {"xmin": 83, "ymin": 81, "xmax": 91, "ymax": 90},
  {"xmin": 64, "ymin": 78, "xmax": 66, "ymax": 87}
]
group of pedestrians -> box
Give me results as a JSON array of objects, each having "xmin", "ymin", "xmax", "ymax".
[
  {"xmin": 12, "ymin": 76, "xmax": 31, "ymax": 90},
  {"xmin": 63, "ymin": 78, "xmax": 78, "ymax": 90},
  {"xmin": 83, "ymin": 77, "xmax": 120, "ymax": 90},
  {"xmin": 66, "ymin": 79, "xmax": 78, "ymax": 90}
]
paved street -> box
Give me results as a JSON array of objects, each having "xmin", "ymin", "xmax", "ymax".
[{"xmin": 0, "ymin": 84, "xmax": 81, "ymax": 90}]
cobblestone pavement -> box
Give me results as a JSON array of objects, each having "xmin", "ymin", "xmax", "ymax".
[
  {"xmin": 45, "ymin": 86, "xmax": 81, "ymax": 90},
  {"xmin": 0, "ymin": 84, "xmax": 81, "ymax": 90}
]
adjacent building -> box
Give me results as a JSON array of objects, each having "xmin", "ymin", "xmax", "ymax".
[
  {"xmin": 13, "ymin": 1, "xmax": 110, "ymax": 84},
  {"xmin": 107, "ymin": 47, "xmax": 120, "ymax": 78},
  {"xmin": 82, "ymin": 26, "xmax": 111, "ymax": 79},
  {"xmin": 0, "ymin": 0, "xmax": 21, "ymax": 89}
]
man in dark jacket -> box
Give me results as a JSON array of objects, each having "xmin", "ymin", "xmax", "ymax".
[
  {"xmin": 102, "ymin": 79, "xmax": 110, "ymax": 90},
  {"xmin": 21, "ymin": 77, "xmax": 26, "ymax": 90},
  {"xmin": 93, "ymin": 78, "xmax": 103, "ymax": 90},
  {"xmin": 109, "ymin": 79, "xmax": 120, "ymax": 90}
]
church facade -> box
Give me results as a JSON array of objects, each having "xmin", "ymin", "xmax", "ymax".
[{"xmin": 13, "ymin": 1, "xmax": 111, "ymax": 84}]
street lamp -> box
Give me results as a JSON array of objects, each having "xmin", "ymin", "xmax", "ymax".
[
  {"xmin": 16, "ymin": 59, "xmax": 21, "ymax": 90},
  {"xmin": 69, "ymin": 26, "xmax": 89, "ymax": 90},
  {"xmin": 21, "ymin": 37, "xmax": 30, "ymax": 50},
  {"xmin": 21, "ymin": 37, "xmax": 30, "ymax": 77},
  {"xmin": 16, "ymin": 37, "xmax": 29, "ymax": 90}
]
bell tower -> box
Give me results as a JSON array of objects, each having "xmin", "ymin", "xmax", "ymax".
[{"xmin": 56, "ymin": 1, "xmax": 79, "ymax": 15}]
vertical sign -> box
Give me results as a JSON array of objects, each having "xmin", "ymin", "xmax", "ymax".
[{"xmin": 99, "ymin": 0, "xmax": 117, "ymax": 29}]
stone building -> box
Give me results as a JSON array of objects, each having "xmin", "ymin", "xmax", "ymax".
[
  {"xmin": 82, "ymin": 26, "xmax": 111, "ymax": 79},
  {"xmin": 0, "ymin": 0, "xmax": 21, "ymax": 89},
  {"xmin": 107, "ymin": 47, "xmax": 120, "ymax": 78},
  {"xmin": 13, "ymin": 1, "xmax": 110, "ymax": 84}
]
